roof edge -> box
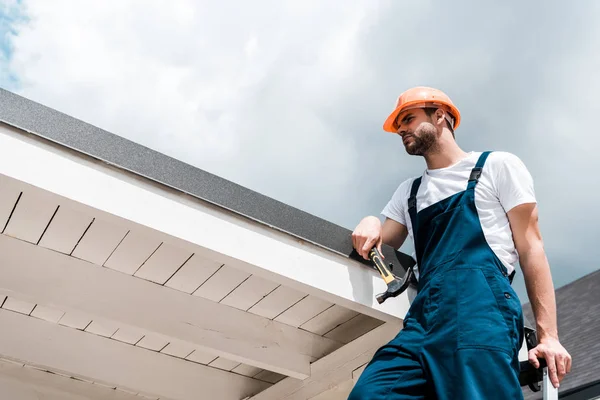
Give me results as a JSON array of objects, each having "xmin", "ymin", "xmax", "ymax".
[{"xmin": 0, "ymin": 88, "xmax": 414, "ymax": 272}]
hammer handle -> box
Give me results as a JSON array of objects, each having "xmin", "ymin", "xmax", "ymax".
[{"xmin": 368, "ymin": 248, "xmax": 396, "ymax": 284}]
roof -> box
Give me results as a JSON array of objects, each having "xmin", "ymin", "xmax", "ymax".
[
  {"xmin": 0, "ymin": 88, "xmax": 415, "ymax": 399},
  {"xmin": 0, "ymin": 88, "xmax": 413, "ymax": 270},
  {"xmin": 522, "ymin": 269, "xmax": 600, "ymax": 399}
]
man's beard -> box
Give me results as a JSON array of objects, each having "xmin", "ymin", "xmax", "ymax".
[{"xmin": 404, "ymin": 124, "xmax": 439, "ymax": 156}]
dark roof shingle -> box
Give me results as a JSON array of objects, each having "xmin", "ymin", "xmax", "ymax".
[{"xmin": 522, "ymin": 269, "xmax": 600, "ymax": 399}]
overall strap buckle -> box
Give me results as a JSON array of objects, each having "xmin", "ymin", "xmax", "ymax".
[
  {"xmin": 469, "ymin": 167, "xmax": 482, "ymax": 182},
  {"xmin": 467, "ymin": 151, "xmax": 492, "ymax": 189}
]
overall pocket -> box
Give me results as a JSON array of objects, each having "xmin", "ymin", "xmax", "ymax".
[
  {"xmin": 484, "ymin": 270, "xmax": 524, "ymax": 348},
  {"xmin": 454, "ymin": 268, "xmax": 515, "ymax": 355}
]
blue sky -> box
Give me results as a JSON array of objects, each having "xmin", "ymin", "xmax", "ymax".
[
  {"xmin": 0, "ymin": 0, "xmax": 25, "ymax": 90},
  {"xmin": 1, "ymin": 1, "xmax": 599, "ymax": 303}
]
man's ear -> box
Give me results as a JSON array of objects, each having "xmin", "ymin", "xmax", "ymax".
[{"xmin": 435, "ymin": 108, "xmax": 446, "ymax": 126}]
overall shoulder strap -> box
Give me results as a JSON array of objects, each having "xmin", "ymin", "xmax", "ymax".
[
  {"xmin": 407, "ymin": 176, "xmax": 422, "ymax": 230},
  {"xmin": 407, "ymin": 176, "xmax": 422, "ymax": 269},
  {"xmin": 467, "ymin": 151, "xmax": 492, "ymax": 190}
]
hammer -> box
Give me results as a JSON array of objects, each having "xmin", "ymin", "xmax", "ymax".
[{"xmin": 369, "ymin": 247, "xmax": 414, "ymax": 304}]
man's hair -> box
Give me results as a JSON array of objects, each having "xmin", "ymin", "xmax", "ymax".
[{"xmin": 424, "ymin": 107, "xmax": 455, "ymax": 138}]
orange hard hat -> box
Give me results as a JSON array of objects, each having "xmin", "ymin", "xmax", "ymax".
[{"xmin": 382, "ymin": 86, "xmax": 461, "ymax": 133}]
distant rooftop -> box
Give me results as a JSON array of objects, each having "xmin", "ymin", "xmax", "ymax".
[{"xmin": 522, "ymin": 268, "xmax": 600, "ymax": 399}]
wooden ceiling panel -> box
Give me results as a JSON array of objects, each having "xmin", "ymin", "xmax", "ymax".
[
  {"xmin": 134, "ymin": 242, "xmax": 193, "ymax": 285},
  {"xmin": 30, "ymin": 305, "xmax": 65, "ymax": 324},
  {"xmin": 1, "ymin": 297, "xmax": 35, "ymax": 315},
  {"xmin": 85, "ymin": 319, "xmax": 121, "ymax": 338},
  {"xmin": 185, "ymin": 349, "xmax": 218, "ymax": 365},
  {"xmin": 135, "ymin": 334, "xmax": 169, "ymax": 352},
  {"xmin": 247, "ymin": 286, "xmax": 306, "ymax": 320},
  {"xmin": 192, "ymin": 265, "xmax": 250, "ymax": 302},
  {"xmin": 274, "ymin": 295, "xmax": 333, "ymax": 328},
  {"xmin": 0, "ymin": 176, "xmax": 21, "ymax": 232},
  {"xmin": 37, "ymin": 206, "xmax": 93, "ymax": 255},
  {"xmin": 164, "ymin": 254, "xmax": 222, "ymax": 294},
  {"xmin": 111, "ymin": 327, "xmax": 145, "ymax": 345},
  {"xmin": 208, "ymin": 357, "xmax": 241, "ymax": 372},
  {"xmin": 3, "ymin": 191, "xmax": 57, "ymax": 244},
  {"xmin": 232, "ymin": 364, "xmax": 263, "ymax": 378},
  {"xmin": 219, "ymin": 275, "xmax": 279, "ymax": 311},
  {"xmin": 71, "ymin": 219, "xmax": 128, "ymax": 265},
  {"xmin": 57, "ymin": 312, "xmax": 92, "ymax": 331},
  {"xmin": 299, "ymin": 305, "xmax": 359, "ymax": 336},
  {"xmin": 323, "ymin": 314, "xmax": 385, "ymax": 344},
  {"xmin": 160, "ymin": 341, "xmax": 195, "ymax": 359},
  {"xmin": 253, "ymin": 370, "xmax": 286, "ymax": 384},
  {"xmin": 103, "ymin": 232, "xmax": 162, "ymax": 275}
]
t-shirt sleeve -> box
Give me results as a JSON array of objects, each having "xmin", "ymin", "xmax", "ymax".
[
  {"xmin": 381, "ymin": 179, "xmax": 411, "ymax": 226},
  {"xmin": 494, "ymin": 153, "xmax": 537, "ymax": 212}
]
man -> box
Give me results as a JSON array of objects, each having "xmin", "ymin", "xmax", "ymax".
[{"xmin": 348, "ymin": 87, "xmax": 571, "ymax": 399}]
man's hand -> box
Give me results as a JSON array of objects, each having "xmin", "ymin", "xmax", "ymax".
[
  {"xmin": 352, "ymin": 217, "xmax": 408, "ymax": 260},
  {"xmin": 528, "ymin": 337, "xmax": 572, "ymax": 388},
  {"xmin": 352, "ymin": 216, "xmax": 383, "ymax": 260}
]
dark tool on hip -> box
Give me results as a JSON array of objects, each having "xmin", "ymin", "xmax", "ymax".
[{"xmin": 368, "ymin": 247, "xmax": 415, "ymax": 304}]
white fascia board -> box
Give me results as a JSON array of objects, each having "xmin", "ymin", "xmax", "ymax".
[{"xmin": 0, "ymin": 124, "xmax": 410, "ymax": 322}]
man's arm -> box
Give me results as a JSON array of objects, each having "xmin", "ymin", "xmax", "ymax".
[
  {"xmin": 382, "ymin": 217, "xmax": 409, "ymax": 250},
  {"xmin": 352, "ymin": 216, "xmax": 408, "ymax": 260},
  {"xmin": 507, "ymin": 202, "xmax": 572, "ymax": 388}
]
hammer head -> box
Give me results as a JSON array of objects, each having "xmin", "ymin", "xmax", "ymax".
[
  {"xmin": 376, "ymin": 292, "xmax": 389, "ymax": 304},
  {"xmin": 376, "ymin": 275, "xmax": 410, "ymax": 304}
]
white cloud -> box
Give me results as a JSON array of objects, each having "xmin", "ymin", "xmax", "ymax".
[
  {"xmin": 3, "ymin": 0, "xmax": 600, "ymax": 294},
  {"xmin": 6, "ymin": 0, "xmax": 386, "ymax": 214},
  {"xmin": 518, "ymin": 8, "xmax": 600, "ymax": 288}
]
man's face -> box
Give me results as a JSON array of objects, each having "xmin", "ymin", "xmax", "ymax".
[{"xmin": 394, "ymin": 108, "xmax": 439, "ymax": 156}]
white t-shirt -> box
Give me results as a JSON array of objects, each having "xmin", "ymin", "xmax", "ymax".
[{"xmin": 381, "ymin": 151, "xmax": 536, "ymax": 278}]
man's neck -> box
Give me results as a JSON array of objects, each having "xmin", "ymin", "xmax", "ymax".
[{"xmin": 423, "ymin": 143, "xmax": 469, "ymax": 170}]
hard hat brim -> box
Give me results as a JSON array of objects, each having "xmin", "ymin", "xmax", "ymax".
[{"xmin": 382, "ymin": 101, "xmax": 461, "ymax": 133}]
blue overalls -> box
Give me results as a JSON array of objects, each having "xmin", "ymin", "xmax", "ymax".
[{"xmin": 348, "ymin": 152, "xmax": 525, "ymax": 399}]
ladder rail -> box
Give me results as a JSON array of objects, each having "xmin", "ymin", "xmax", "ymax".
[{"xmin": 542, "ymin": 367, "xmax": 558, "ymax": 400}]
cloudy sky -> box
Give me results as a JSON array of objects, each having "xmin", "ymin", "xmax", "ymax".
[{"xmin": 1, "ymin": 0, "xmax": 599, "ymax": 301}]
